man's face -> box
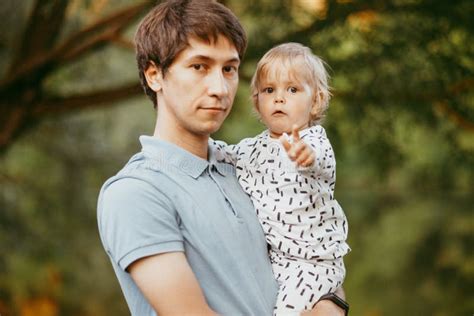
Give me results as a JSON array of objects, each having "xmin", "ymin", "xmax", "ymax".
[{"xmin": 154, "ymin": 35, "xmax": 240, "ymax": 139}]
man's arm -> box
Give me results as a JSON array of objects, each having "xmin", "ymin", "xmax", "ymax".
[
  {"xmin": 303, "ymin": 287, "xmax": 346, "ymax": 316},
  {"xmin": 129, "ymin": 252, "xmax": 217, "ymax": 316}
]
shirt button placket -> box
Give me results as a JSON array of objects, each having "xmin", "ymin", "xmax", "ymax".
[{"xmin": 208, "ymin": 165, "xmax": 239, "ymax": 217}]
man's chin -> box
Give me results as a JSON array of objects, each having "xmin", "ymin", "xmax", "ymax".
[{"xmin": 199, "ymin": 121, "xmax": 225, "ymax": 136}]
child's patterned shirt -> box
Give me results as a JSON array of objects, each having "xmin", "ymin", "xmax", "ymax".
[{"xmin": 213, "ymin": 125, "xmax": 350, "ymax": 262}]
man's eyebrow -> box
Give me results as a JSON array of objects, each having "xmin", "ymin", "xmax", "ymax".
[
  {"xmin": 225, "ymin": 57, "xmax": 241, "ymax": 64},
  {"xmin": 186, "ymin": 55, "xmax": 240, "ymax": 64}
]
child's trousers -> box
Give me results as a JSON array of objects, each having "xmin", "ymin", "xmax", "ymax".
[{"xmin": 271, "ymin": 251, "xmax": 345, "ymax": 315}]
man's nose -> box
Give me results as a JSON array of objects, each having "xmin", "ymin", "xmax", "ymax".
[{"xmin": 207, "ymin": 70, "xmax": 229, "ymax": 98}]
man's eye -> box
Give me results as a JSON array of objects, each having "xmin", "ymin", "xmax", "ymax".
[
  {"xmin": 223, "ymin": 66, "xmax": 237, "ymax": 73},
  {"xmin": 288, "ymin": 87, "xmax": 298, "ymax": 93}
]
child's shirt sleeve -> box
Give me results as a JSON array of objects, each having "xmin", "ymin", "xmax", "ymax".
[
  {"xmin": 299, "ymin": 126, "xmax": 336, "ymax": 180},
  {"xmin": 211, "ymin": 139, "xmax": 240, "ymax": 166}
]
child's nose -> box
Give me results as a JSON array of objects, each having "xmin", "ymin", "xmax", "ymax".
[{"xmin": 274, "ymin": 92, "xmax": 285, "ymax": 104}]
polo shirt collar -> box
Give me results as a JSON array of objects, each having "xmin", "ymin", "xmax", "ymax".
[{"xmin": 139, "ymin": 136, "xmax": 226, "ymax": 178}]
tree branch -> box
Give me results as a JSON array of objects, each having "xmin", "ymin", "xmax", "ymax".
[
  {"xmin": 55, "ymin": 1, "xmax": 152, "ymax": 62},
  {"xmin": 0, "ymin": 106, "xmax": 28, "ymax": 150},
  {"xmin": 9, "ymin": 0, "xmax": 69, "ymax": 73},
  {"xmin": 434, "ymin": 101, "xmax": 474, "ymax": 132},
  {"xmin": 32, "ymin": 83, "xmax": 144, "ymax": 116},
  {"xmin": 447, "ymin": 78, "xmax": 474, "ymax": 95},
  {"xmin": 1, "ymin": 1, "xmax": 152, "ymax": 89},
  {"xmin": 110, "ymin": 36, "xmax": 135, "ymax": 50}
]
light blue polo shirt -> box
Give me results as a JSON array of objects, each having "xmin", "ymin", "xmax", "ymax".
[{"xmin": 97, "ymin": 136, "xmax": 278, "ymax": 315}]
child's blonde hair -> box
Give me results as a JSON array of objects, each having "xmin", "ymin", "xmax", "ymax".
[{"xmin": 250, "ymin": 42, "xmax": 331, "ymax": 125}]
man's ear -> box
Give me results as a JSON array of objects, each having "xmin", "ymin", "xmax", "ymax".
[{"xmin": 144, "ymin": 62, "xmax": 163, "ymax": 92}]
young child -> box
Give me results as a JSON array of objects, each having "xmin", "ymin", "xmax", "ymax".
[{"xmin": 214, "ymin": 43, "xmax": 350, "ymax": 314}]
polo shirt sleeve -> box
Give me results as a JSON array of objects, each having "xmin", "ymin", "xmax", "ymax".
[{"xmin": 99, "ymin": 177, "xmax": 184, "ymax": 271}]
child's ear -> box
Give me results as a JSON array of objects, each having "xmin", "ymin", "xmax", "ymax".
[
  {"xmin": 252, "ymin": 93, "xmax": 260, "ymax": 111},
  {"xmin": 310, "ymin": 92, "xmax": 323, "ymax": 116},
  {"xmin": 252, "ymin": 94, "xmax": 264, "ymax": 122},
  {"xmin": 144, "ymin": 61, "xmax": 163, "ymax": 92}
]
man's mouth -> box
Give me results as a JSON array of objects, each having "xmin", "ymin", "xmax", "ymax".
[{"xmin": 200, "ymin": 107, "xmax": 227, "ymax": 113}]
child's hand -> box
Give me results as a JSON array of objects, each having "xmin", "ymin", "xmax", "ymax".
[{"xmin": 279, "ymin": 125, "xmax": 315, "ymax": 167}]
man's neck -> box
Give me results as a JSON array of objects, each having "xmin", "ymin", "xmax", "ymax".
[{"xmin": 153, "ymin": 122, "xmax": 209, "ymax": 160}]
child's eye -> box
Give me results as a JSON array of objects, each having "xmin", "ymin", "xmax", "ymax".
[
  {"xmin": 263, "ymin": 87, "xmax": 274, "ymax": 93},
  {"xmin": 288, "ymin": 87, "xmax": 298, "ymax": 93}
]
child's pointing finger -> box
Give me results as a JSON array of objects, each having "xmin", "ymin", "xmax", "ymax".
[
  {"xmin": 291, "ymin": 140, "xmax": 306, "ymax": 159},
  {"xmin": 279, "ymin": 133, "xmax": 292, "ymax": 154},
  {"xmin": 291, "ymin": 125, "xmax": 300, "ymax": 142}
]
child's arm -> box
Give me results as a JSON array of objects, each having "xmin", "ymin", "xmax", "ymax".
[
  {"xmin": 279, "ymin": 126, "xmax": 316, "ymax": 168},
  {"xmin": 280, "ymin": 125, "xmax": 334, "ymax": 176},
  {"xmin": 303, "ymin": 287, "xmax": 347, "ymax": 316},
  {"xmin": 211, "ymin": 139, "xmax": 239, "ymax": 165}
]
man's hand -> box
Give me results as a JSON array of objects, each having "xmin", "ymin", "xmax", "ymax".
[
  {"xmin": 302, "ymin": 287, "xmax": 347, "ymax": 316},
  {"xmin": 302, "ymin": 300, "xmax": 344, "ymax": 316},
  {"xmin": 280, "ymin": 125, "xmax": 315, "ymax": 167}
]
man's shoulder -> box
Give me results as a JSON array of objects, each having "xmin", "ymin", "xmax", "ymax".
[
  {"xmin": 99, "ymin": 151, "xmax": 174, "ymax": 203},
  {"xmin": 97, "ymin": 152, "xmax": 177, "ymax": 237}
]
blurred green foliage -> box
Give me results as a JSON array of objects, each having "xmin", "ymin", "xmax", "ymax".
[{"xmin": 0, "ymin": 0, "xmax": 472, "ymax": 315}]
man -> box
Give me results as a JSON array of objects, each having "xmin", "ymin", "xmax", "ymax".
[{"xmin": 97, "ymin": 1, "xmax": 348, "ymax": 315}]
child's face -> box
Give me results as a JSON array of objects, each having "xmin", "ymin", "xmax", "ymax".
[{"xmin": 256, "ymin": 67, "xmax": 314, "ymax": 138}]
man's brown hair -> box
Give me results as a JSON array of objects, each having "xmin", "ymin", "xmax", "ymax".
[{"xmin": 135, "ymin": 0, "xmax": 247, "ymax": 107}]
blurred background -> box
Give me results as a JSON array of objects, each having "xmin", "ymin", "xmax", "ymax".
[{"xmin": 0, "ymin": 0, "xmax": 472, "ymax": 315}]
